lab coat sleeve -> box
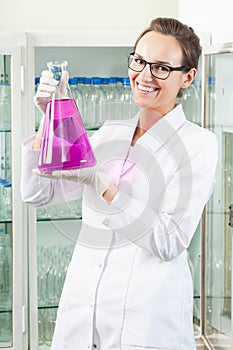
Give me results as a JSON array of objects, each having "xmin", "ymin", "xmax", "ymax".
[
  {"xmin": 102, "ymin": 131, "xmax": 218, "ymax": 260},
  {"xmin": 20, "ymin": 135, "xmax": 83, "ymax": 207}
]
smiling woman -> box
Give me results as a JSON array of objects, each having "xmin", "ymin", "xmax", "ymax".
[{"xmin": 21, "ymin": 17, "xmax": 218, "ymax": 350}]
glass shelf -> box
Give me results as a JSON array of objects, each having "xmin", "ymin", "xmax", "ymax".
[
  {"xmin": 0, "ymin": 219, "xmax": 12, "ymax": 224},
  {"xmin": 37, "ymin": 215, "xmax": 82, "ymax": 222},
  {"xmin": 0, "ymin": 129, "xmax": 10, "ymax": 133}
]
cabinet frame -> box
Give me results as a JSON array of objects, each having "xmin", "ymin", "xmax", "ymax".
[
  {"xmin": 200, "ymin": 41, "xmax": 233, "ymax": 350},
  {"xmin": 0, "ymin": 33, "xmax": 28, "ymax": 350}
]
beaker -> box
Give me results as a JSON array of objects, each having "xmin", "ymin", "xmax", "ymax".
[{"xmin": 38, "ymin": 61, "xmax": 96, "ymax": 173}]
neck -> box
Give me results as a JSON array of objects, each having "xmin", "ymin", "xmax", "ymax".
[{"xmin": 138, "ymin": 109, "xmax": 163, "ymax": 133}]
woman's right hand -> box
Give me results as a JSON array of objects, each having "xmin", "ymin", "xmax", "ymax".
[{"xmin": 34, "ymin": 70, "xmax": 58, "ymax": 114}]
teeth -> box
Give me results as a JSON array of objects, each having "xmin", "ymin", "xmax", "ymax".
[{"xmin": 138, "ymin": 83, "xmax": 156, "ymax": 92}]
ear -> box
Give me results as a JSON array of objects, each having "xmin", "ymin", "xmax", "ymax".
[{"xmin": 181, "ymin": 68, "xmax": 197, "ymax": 89}]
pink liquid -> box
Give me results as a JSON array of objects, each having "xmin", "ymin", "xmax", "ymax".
[{"xmin": 38, "ymin": 99, "xmax": 96, "ymax": 173}]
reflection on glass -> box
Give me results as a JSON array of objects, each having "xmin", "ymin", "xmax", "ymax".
[
  {"xmin": 204, "ymin": 53, "xmax": 232, "ymax": 348},
  {"xmin": 188, "ymin": 222, "xmax": 202, "ymax": 337},
  {"xmin": 0, "ymin": 53, "xmax": 12, "ymax": 348},
  {"xmin": 37, "ymin": 244, "xmax": 74, "ymax": 348}
]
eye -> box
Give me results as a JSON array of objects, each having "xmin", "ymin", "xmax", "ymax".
[
  {"xmin": 152, "ymin": 64, "xmax": 170, "ymax": 73},
  {"xmin": 133, "ymin": 57, "xmax": 145, "ymax": 65}
]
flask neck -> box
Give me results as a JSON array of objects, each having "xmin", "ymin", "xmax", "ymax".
[
  {"xmin": 47, "ymin": 61, "xmax": 68, "ymax": 82},
  {"xmin": 47, "ymin": 61, "xmax": 72, "ymax": 100}
]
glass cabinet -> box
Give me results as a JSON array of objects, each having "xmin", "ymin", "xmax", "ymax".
[
  {"xmin": 26, "ymin": 31, "xmax": 138, "ymax": 350},
  {"xmin": 3, "ymin": 30, "xmax": 233, "ymax": 350},
  {"xmin": 201, "ymin": 42, "xmax": 233, "ymax": 349},
  {"xmin": 0, "ymin": 34, "xmax": 28, "ymax": 350}
]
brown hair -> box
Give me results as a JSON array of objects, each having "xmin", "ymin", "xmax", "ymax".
[
  {"xmin": 134, "ymin": 17, "xmax": 202, "ymax": 70},
  {"xmin": 134, "ymin": 18, "xmax": 202, "ymax": 97}
]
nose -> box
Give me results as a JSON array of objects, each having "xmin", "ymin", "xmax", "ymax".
[{"xmin": 140, "ymin": 63, "xmax": 154, "ymax": 79}]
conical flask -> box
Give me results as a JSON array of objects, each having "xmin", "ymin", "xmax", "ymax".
[{"xmin": 38, "ymin": 61, "xmax": 96, "ymax": 173}]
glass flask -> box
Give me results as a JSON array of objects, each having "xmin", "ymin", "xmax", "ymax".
[{"xmin": 38, "ymin": 61, "xmax": 96, "ymax": 173}]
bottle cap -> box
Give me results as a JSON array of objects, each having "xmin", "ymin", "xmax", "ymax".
[
  {"xmin": 92, "ymin": 77, "xmax": 102, "ymax": 85},
  {"xmin": 122, "ymin": 77, "xmax": 130, "ymax": 86},
  {"xmin": 207, "ymin": 77, "xmax": 215, "ymax": 84},
  {"xmin": 68, "ymin": 77, "xmax": 78, "ymax": 85}
]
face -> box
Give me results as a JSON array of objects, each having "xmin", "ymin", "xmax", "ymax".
[{"xmin": 128, "ymin": 31, "xmax": 196, "ymax": 116}]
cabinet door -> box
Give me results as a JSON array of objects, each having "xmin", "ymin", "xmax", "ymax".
[
  {"xmin": 0, "ymin": 38, "xmax": 27, "ymax": 350},
  {"xmin": 203, "ymin": 45, "xmax": 233, "ymax": 349},
  {"xmin": 26, "ymin": 33, "xmax": 136, "ymax": 350},
  {"xmin": 26, "ymin": 31, "xmax": 207, "ymax": 349}
]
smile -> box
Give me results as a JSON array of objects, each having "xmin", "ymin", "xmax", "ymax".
[{"xmin": 137, "ymin": 82, "xmax": 159, "ymax": 93}]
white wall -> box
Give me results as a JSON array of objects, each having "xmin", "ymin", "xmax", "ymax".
[
  {"xmin": 0, "ymin": 0, "xmax": 178, "ymax": 31},
  {"xmin": 178, "ymin": 0, "xmax": 233, "ymax": 44}
]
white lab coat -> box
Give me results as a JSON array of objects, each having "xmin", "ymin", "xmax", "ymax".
[{"xmin": 21, "ymin": 104, "xmax": 218, "ymax": 350}]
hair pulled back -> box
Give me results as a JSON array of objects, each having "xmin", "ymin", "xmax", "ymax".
[{"xmin": 134, "ymin": 17, "xmax": 202, "ymax": 71}]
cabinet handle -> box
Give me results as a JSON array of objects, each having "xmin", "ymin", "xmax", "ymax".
[{"xmin": 229, "ymin": 205, "xmax": 233, "ymax": 228}]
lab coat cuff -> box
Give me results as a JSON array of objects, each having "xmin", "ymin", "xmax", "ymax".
[{"xmin": 21, "ymin": 135, "xmax": 51, "ymax": 203}]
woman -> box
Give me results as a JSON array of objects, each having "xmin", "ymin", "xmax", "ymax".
[{"xmin": 21, "ymin": 17, "xmax": 218, "ymax": 350}]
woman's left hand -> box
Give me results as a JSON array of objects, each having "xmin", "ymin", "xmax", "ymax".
[{"xmin": 32, "ymin": 167, "xmax": 113, "ymax": 197}]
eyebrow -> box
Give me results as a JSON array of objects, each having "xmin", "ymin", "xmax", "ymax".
[{"xmin": 134, "ymin": 52, "xmax": 172, "ymax": 66}]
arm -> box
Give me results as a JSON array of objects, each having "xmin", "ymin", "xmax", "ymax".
[{"xmin": 21, "ymin": 134, "xmax": 83, "ymax": 207}]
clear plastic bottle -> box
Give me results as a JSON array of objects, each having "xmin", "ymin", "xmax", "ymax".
[
  {"xmin": 82, "ymin": 77, "xmax": 93, "ymax": 128},
  {"xmin": 2, "ymin": 182, "xmax": 12, "ymax": 221},
  {"xmin": 68, "ymin": 77, "xmax": 83, "ymax": 114},
  {"xmin": 206, "ymin": 76, "xmax": 216, "ymax": 126},
  {"xmin": 119, "ymin": 77, "xmax": 138, "ymax": 119},
  {"xmin": 0, "ymin": 82, "xmax": 11, "ymax": 130},
  {"xmin": 106, "ymin": 77, "xmax": 119, "ymax": 120},
  {"xmin": 181, "ymin": 80, "xmax": 200, "ymax": 125},
  {"xmin": 38, "ymin": 61, "xmax": 96, "ymax": 173},
  {"xmin": 0, "ymin": 179, "xmax": 10, "ymax": 219},
  {"xmin": 89, "ymin": 77, "xmax": 107, "ymax": 128},
  {"xmin": 0, "ymin": 229, "xmax": 12, "ymax": 308}
]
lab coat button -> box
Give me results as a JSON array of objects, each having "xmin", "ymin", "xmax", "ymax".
[
  {"xmin": 93, "ymin": 345, "xmax": 97, "ymax": 348},
  {"xmin": 103, "ymin": 218, "xmax": 110, "ymax": 226}
]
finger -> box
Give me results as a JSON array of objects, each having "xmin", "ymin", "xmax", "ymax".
[
  {"xmin": 34, "ymin": 91, "xmax": 52, "ymax": 99},
  {"xmin": 39, "ymin": 76, "xmax": 58, "ymax": 87},
  {"xmin": 32, "ymin": 168, "xmax": 52, "ymax": 178},
  {"xmin": 41, "ymin": 70, "xmax": 54, "ymax": 79},
  {"xmin": 37, "ymin": 83, "xmax": 57, "ymax": 94},
  {"xmin": 52, "ymin": 169, "xmax": 74, "ymax": 178},
  {"xmin": 60, "ymin": 71, "xmax": 68, "ymax": 96}
]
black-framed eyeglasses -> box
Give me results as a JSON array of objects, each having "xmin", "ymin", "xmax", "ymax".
[{"xmin": 128, "ymin": 52, "xmax": 189, "ymax": 80}]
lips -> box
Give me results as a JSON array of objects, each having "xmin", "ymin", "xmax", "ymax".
[{"xmin": 137, "ymin": 82, "xmax": 159, "ymax": 93}]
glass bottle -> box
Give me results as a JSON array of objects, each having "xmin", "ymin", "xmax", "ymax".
[
  {"xmin": 89, "ymin": 77, "xmax": 107, "ymax": 128},
  {"xmin": 106, "ymin": 77, "xmax": 119, "ymax": 120},
  {"xmin": 2, "ymin": 182, "xmax": 12, "ymax": 221},
  {"xmin": 38, "ymin": 61, "xmax": 96, "ymax": 173},
  {"xmin": 119, "ymin": 77, "xmax": 138, "ymax": 119},
  {"xmin": 81, "ymin": 77, "xmax": 93, "ymax": 128},
  {"xmin": 0, "ymin": 229, "xmax": 12, "ymax": 308},
  {"xmin": 0, "ymin": 82, "xmax": 11, "ymax": 130},
  {"xmin": 68, "ymin": 77, "xmax": 84, "ymax": 114},
  {"xmin": 206, "ymin": 76, "xmax": 216, "ymax": 127}
]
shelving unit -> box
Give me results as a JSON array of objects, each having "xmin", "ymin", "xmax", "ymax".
[{"xmin": 1, "ymin": 30, "xmax": 232, "ymax": 350}]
